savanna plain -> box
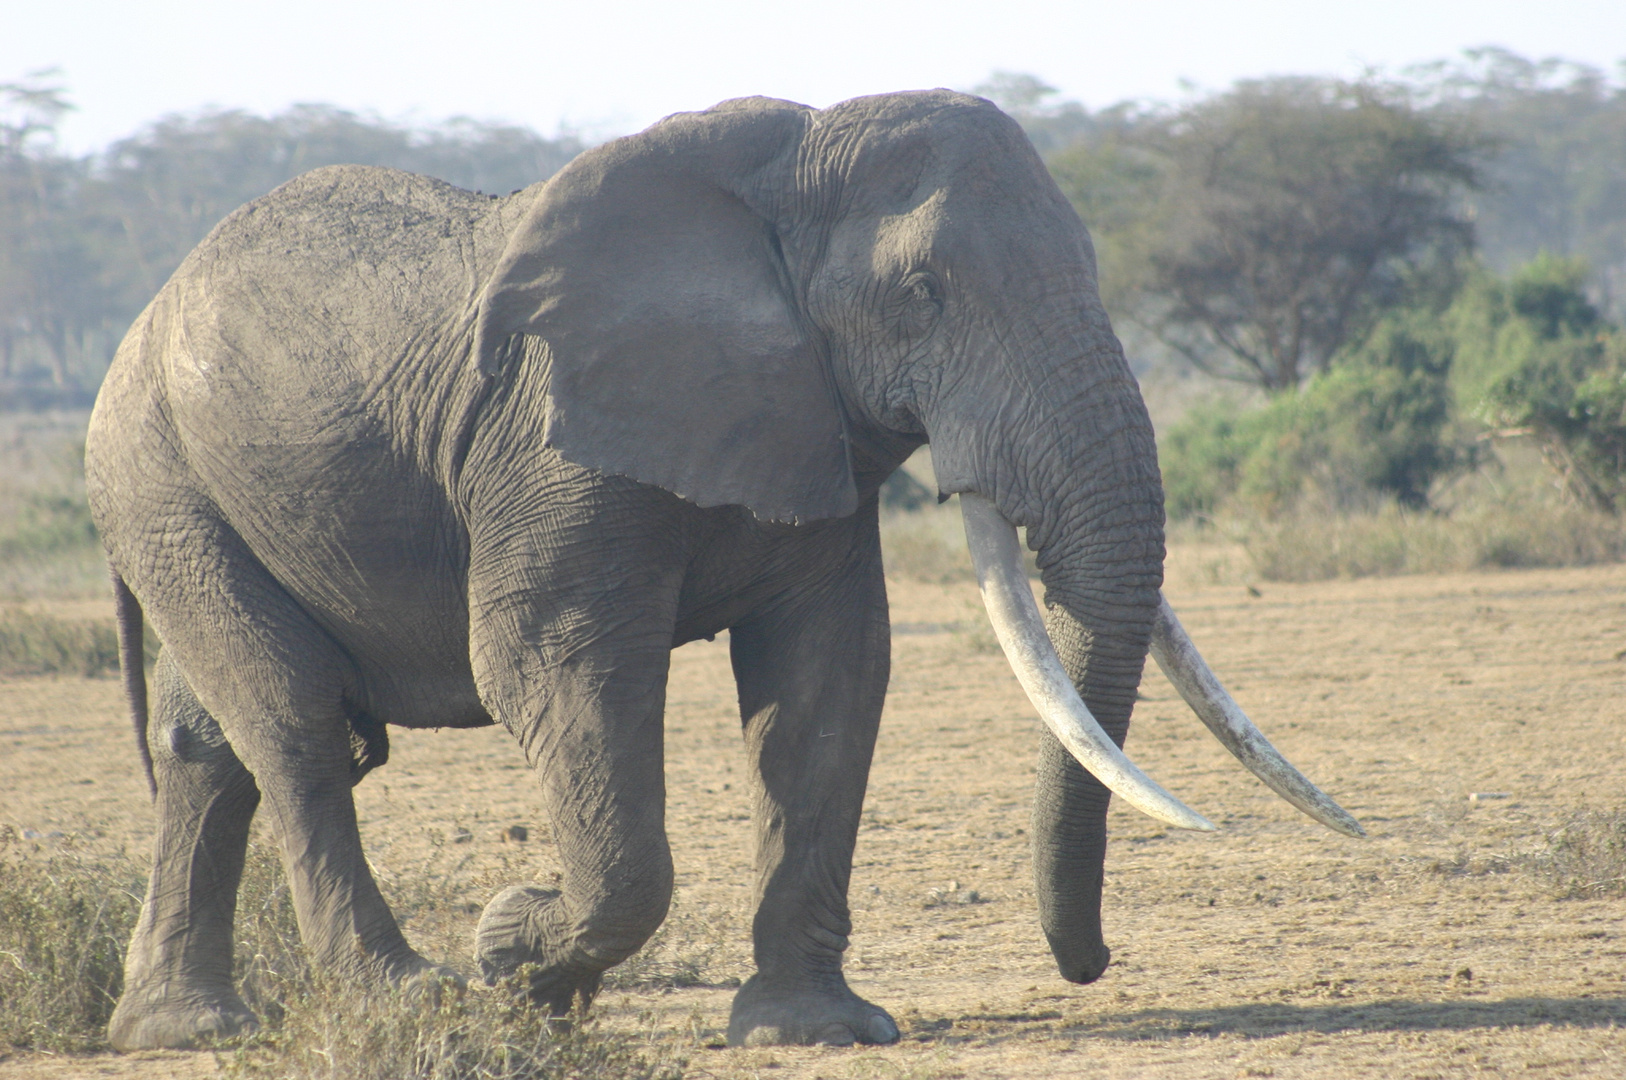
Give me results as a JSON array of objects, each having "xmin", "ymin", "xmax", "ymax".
[{"xmin": 2, "ymin": 417, "xmax": 1624, "ymax": 1079}]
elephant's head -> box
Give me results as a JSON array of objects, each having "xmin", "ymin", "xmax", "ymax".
[{"xmin": 473, "ymin": 91, "xmax": 1361, "ymax": 985}]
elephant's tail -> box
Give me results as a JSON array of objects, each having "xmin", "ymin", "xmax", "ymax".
[{"xmin": 111, "ymin": 570, "xmax": 155, "ymax": 799}]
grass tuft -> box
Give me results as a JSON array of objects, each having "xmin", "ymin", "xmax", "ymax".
[
  {"xmin": 1524, "ymin": 810, "xmax": 1626, "ymax": 899},
  {"xmin": 221, "ymin": 843, "xmax": 683, "ymax": 1077},
  {"xmin": 219, "ymin": 971, "xmax": 683, "ymax": 1080},
  {"xmin": 602, "ymin": 901, "xmax": 733, "ymax": 992},
  {"xmin": 0, "ymin": 830, "xmax": 145, "ymax": 1053},
  {"xmin": 232, "ymin": 841, "xmax": 311, "ymax": 1024},
  {"xmin": 0, "ymin": 833, "xmax": 686, "ymax": 1074}
]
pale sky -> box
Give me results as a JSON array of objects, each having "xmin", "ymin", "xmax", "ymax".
[{"xmin": 6, "ymin": 0, "xmax": 1625, "ymax": 153}]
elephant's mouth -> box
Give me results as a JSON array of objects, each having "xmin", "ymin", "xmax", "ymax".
[{"xmin": 959, "ymin": 494, "xmax": 1365, "ymax": 839}]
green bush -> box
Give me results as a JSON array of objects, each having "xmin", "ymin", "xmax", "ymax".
[
  {"xmin": 1158, "ymin": 398, "xmax": 1257, "ymax": 520},
  {"xmin": 1160, "ymin": 313, "xmax": 1460, "ymax": 519},
  {"xmin": 1162, "ymin": 255, "xmax": 1626, "ymax": 538},
  {"xmin": 1452, "ymin": 255, "xmax": 1626, "ymax": 510}
]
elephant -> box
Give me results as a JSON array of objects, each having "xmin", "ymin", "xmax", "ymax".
[{"xmin": 85, "ymin": 89, "xmax": 1362, "ymax": 1052}]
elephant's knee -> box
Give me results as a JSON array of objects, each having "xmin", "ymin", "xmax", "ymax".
[
  {"xmin": 149, "ymin": 657, "xmax": 226, "ymax": 763},
  {"xmin": 575, "ymin": 860, "xmax": 673, "ymax": 966},
  {"xmin": 476, "ymin": 857, "xmax": 672, "ymax": 992}
]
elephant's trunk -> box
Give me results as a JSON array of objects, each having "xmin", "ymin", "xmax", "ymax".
[
  {"xmin": 1025, "ymin": 487, "xmax": 1163, "ymax": 985},
  {"xmin": 943, "ymin": 337, "xmax": 1362, "ymax": 983},
  {"xmin": 929, "ymin": 322, "xmax": 1169, "ymax": 984},
  {"xmin": 1025, "ymin": 486, "xmax": 1162, "ymax": 985}
]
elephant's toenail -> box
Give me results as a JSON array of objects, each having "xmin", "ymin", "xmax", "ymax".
[
  {"xmin": 868, "ymin": 1014, "xmax": 900, "ymax": 1043},
  {"xmin": 815, "ymin": 1023, "xmax": 856, "ymax": 1046}
]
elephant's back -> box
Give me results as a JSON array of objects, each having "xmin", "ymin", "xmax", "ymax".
[
  {"xmin": 166, "ymin": 165, "xmax": 532, "ymax": 388},
  {"xmin": 90, "ymin": 164, "xmax": 535, "ymax": 521},
  {"xmin": 98, "ymin": 165, "xmax": 537, "ymax": 473}
]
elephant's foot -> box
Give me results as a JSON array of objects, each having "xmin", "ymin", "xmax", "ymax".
[
  {"xmin": 474, "ymin": 885, "xmax": 602, "ymax": 1014},
  {"xmin": 726, "ymin": 973, "xmax": 899, "ymax": 1047},
  {"xmin": 384, "ymin": 952, "xmax": 467, "ymax": 1000},
  {"xmin": 108, "ymin": 985, "xmax": 258, "ymax": 1051}
]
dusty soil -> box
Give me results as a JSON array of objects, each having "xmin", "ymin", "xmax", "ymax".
[{"xmin": 3, "ymin": 555, "xmax": 1625, "ymax": 1078}]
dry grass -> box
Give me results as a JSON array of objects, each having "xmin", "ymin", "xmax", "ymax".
[
  {"xmin": 0, "ymin": 608, "xmax": 121, "ymax": 677},
  {"xmin": 1233, "ymin": 497, "xmax": 1626, "ymax": 583},
  {"xmin": 217, "ymin": 976, "xmax": 682, "ymax": 1080},
  {"xmin": 6, "ymin": 564, "xmax": 1626, "ymax": 1078},
  {"xmin": 0, "ymin": 830, "xmax": 145, "ymax": 1053},
  {"xmin": 219, "ymin": 843, "xmax": 685, "ymax": 1079},
  {"xmin": 879, "ymin": 502, "xmax": 973, "ymax": 585},
  {"xmin": 0, "ymin": 834, "xmax": 686, "ymax": 1077},
  {"xmin": 879, "ymin": 496, "xmax": 1041, "ymax": 588},
  {"xmin": 1524, "ymin": 810, "xmax": 1626, "ymax": 900},
  {"xmin": 1177, "ymin": 439, "xmax": 1626, "ymax": 583},
  {"xmin": 602, "ymin": 901, "xmax": 733, "ymax": 992}
]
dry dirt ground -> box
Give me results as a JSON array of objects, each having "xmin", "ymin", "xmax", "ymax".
[{"xmin": 3, "ymin": 554, "xmax": 1625, "ymax": 1078}]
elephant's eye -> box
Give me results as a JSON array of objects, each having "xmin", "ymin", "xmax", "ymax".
[{"xmin": 890, "ymin": 272, "xmax": 942, "ymax": 341}]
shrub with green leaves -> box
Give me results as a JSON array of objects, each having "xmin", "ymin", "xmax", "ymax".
[
  {"xmin": 1451, "ymin": 255, "xmax": 1626, "ymax": 510},
  {"xmin": 1159, "ymin": 313, "xmax": 1460, "ymax": 519}
]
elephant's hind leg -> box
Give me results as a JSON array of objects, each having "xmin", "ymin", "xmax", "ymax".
[
  {"xmin": 725, "ymin": 510, "xmax": 899, "ymax": 1047},
  {"xmin": 109, "ymin": 651, "xmax": 261, "ymax": 1051},
  {"xmin": 124, "ymin": 508, "xmax": 441, "ymax": 1001}
]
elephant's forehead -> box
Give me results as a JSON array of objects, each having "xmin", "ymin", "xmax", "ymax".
[
  {"xmin": 869, "ymin": 188, "xmax": 952, "ymax": 270},
  {"xmin": 856, "ymin": 181, "xmax": 1088, "ymax": 287}
]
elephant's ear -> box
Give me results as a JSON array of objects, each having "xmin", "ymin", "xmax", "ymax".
[{"xmin": 473, "ymin": 100, "xmax": 856, "ymax": 524}]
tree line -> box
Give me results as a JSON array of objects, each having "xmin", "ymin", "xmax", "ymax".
[
  {"xmin": 5, "ymin": 51, "xmax": 1626, "ymax": 514},
  {"xmin": 0, "ymin": 71, "xmax": 582, "ymax": 405}
]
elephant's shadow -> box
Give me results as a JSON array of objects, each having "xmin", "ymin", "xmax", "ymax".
[{"xmin": 916, "ymin": 996, "xmax": 1626, "ymax": 1044}]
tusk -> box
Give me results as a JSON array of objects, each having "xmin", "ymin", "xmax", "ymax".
[
  {"xmin": 960, "ymin": 494, "xmax": 1216, "ymax": 832},
  {"xmin": 1150, "ymin": 595, "xmax": 1366, "ymax": 838}
]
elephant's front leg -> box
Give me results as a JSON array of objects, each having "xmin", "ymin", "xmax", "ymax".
[
  {"xmin": 469, "ymin": 525, "xmax": 680, "ymax": 1014},
  {"xmin": 473, "ymin": 644, "xmax": 675, "ymax": 1012},
  {"xmin": 725, "ymin": 522, "xmax": 899, "ymax": 1047}
]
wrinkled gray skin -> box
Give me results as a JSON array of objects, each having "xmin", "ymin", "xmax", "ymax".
[{"xmin": 86, "ymin": 91, "xmax": 1162, "ymax": 1051}]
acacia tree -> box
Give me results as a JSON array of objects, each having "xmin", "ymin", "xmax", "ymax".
[{"xmin": 1051, "ymin": 77, "xmax": 1480, "ymax": 392}]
